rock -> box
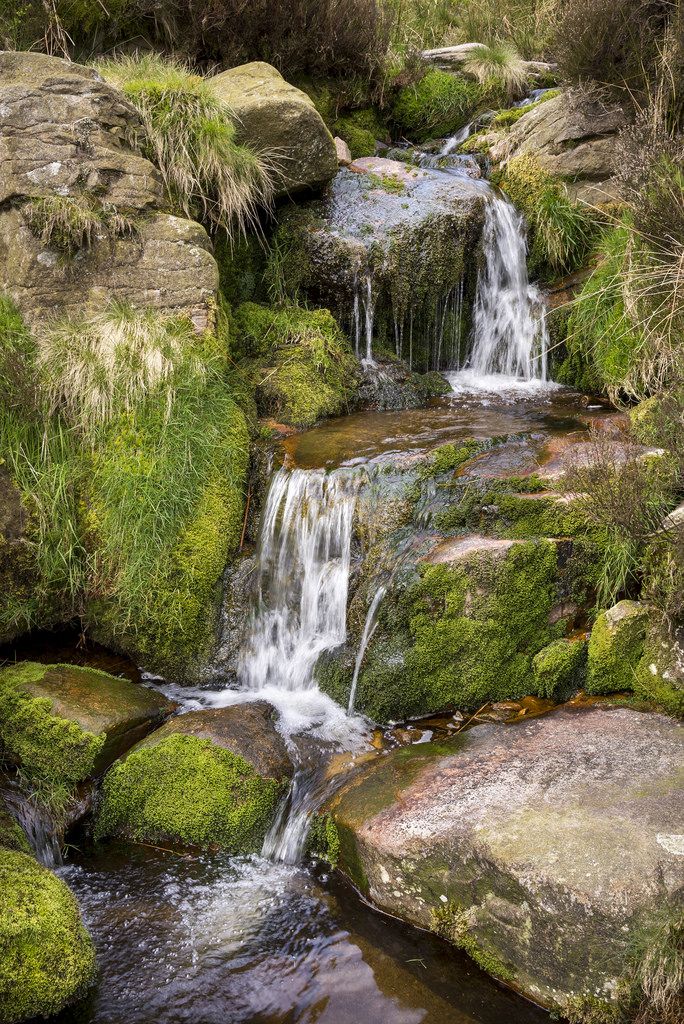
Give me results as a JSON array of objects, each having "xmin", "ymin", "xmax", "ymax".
[
  {"xmin": 421, "ymin": 44, "xmax": 556, "ymax": 81},
  {"xmin": 0, "ymin": 662, "xmax": 175, "ymax": 789},
  {"xmin": 532, "ymin": 636, "xmax": 587, "ymax": 700},
  {"xmin": 0, "ymin": 793, "xmax": 29, "ymax": 854},
  {"xmin": 95, "ymin": 703, "xmax": 293, "ymax": 852},
  {"xmin": 327, "ymin": 706, "xmax": 684, "ymax": 1014},
  {"xmin": 489, "ymin": 90, "xmax": 631, "ymax": 203},
  {"xmin": 357, "ymin": 360, "xmax": 451, "ymax": 411},
  {"xmin": 208, "ymin": 62, "xmax": 337, "ymax": 198},
  {"xmin": 0, "ymin": 51, "xmax": 218, "ymax": 330},
  {"xmin": 587, "ymin": 600, "xmax": 649, "ymax": 694},
  {"xmin": 274, "ymin": 156, "xmax": 485, "ymax": 372},
  {"xmin": 0, "ymin": 849, "xmax": 96, "ymax": 1023},
  {"xmin": 334, "ymin": 136, "xmax": 352, "ymax": 166}
]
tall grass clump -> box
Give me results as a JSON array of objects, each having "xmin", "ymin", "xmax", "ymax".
[
  {"xmin": 38, "ymin": 302, "xmax": 204, "ymax": 433},
  {"xmin": 96, "ymin": 53, "xmax": 274, "ymax": 239},
  {"xmin": 23, "ymin": 195, "xmax": 136, "ymax": 256},
  {"xmin": 461, "ymin": 40, "xmax": 530, "ymax": 100}
]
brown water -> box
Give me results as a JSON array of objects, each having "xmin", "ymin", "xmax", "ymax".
[{"xmin": 48, "ymin": 845, "xmax": 550, "ymax": 1024}]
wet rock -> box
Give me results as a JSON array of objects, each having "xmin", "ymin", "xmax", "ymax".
[
  {"xmin": 334, "ymin": 137, "xmax": 352, "ymax": 166},
  {"xmin": 0, "ymin": 790, "xmax": 30, "ymax": 854},
  {"xmin": 0, "ymin": 848, "xmax": 96, "ymax": 1023},
  {"xmin": 489, "ymin": 90, "xmax": 631, "ymax": 203},
  {"xmin": 0, "ymin": 662, "xmax": 175, "ymax": 788},
  {"xmin": 327, "ymin": 706, "xmax": 684, "ymax": 1014},
  {"xmin": 0, "ymin": 51, "xmax": 218, "ymax": 330},
  {"xmin": 208, "ymin": 62, "xmax": 337, "ymax": 197},
  {"xmin": 95, "ymin": 703, "xmax": 292, "ymax": 853},
  {"xmin": 357, "ymin": 359, "xmax": 450, "ymax": 411}
]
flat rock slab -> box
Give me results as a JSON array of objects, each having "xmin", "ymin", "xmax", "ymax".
[
  {"xmin": 329, "ymin": 706, "xmax": 683, "ymax": 1009},
  {"xmin": 133, "ymin": 702, "xmax": 293, "ymax": 782}
]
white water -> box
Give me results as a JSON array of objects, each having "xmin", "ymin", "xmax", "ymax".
[
  {"xmin": 353, "ymin": 271, "xmax": 376, "ymax": 364},
  {"xmin": 459, "ymin": 195, "xmax": 549, "ymax": 383},
  {"xmin": 439, "ymin": 122, "xmax": 473, "ymax": 155},
  {"xmin": 348, "ymin": 585, "xmax": 386, "ymax": 714}
]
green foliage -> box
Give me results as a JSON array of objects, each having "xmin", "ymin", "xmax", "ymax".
[
  {"xmin": 490, "ymin": 87, "xmax": 560, "ymax": 126},
  {"xmin": 0, "ymin": 850, "xmax": 96, "ymax": 1024},
  {"xmin": 532, "ymin": 637, "xmax": 587, "ymax": 700},
  {"xmin": 432, "ymin": 901, "xmax": 516, "ymax": 983},
  {"xmin": 23, "ymin": 195, "xmax": 136, "ymax": 256},
  {"xmin": 586, "ymin": 602, "xmax": 648, "ymax": 694},
  {"xmin": 96, "ymin": 53, "xmax": 273, "ymax": 238},
  {"xmin": 496, "ymin": 154, "xmax": 598, "ymax": 278},
  {"xmin": 460, "ymin": 40, "xmax": 530, "ymax": 101},
  {"xmin": 96, "ymin": 733, "xmax": 283, "ymax": 852},
  {"xmin": 233, "ymin": 303, "xmax": 358, "ymax": 427},
  {"xmin": 391, "ymin": 70, "xmax": 483, "ymax": 142},
  {"xmin": 307, "ymin": 812, "xmax": 341, "ymax": 866},
  {"xmin": 333, "ymin": 108, "xmax": 387, "ymax": 159}
]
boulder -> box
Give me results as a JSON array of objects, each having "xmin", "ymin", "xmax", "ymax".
[
  {"xmin": 0, "ymin": 849, "xmax": 96, "ymax": 1023},
  {"xmin": 327, "ymin": 706, "xmax": 684, "ymax": 1015},
  {"xmin": 334, "ymin": 136, "xmax": 353, "ymax": 166},
  {"xmin": 489, "ymin": 90, "xmax": 631, "ymax": 203},
  {"xmin": 0, "ymin": 662, "xmax": 175, "ymax": 789},
  {"xmin": 587, "ymin": 600, "xmax": 648, "ymax": 694},
  {"xmin": 95, "ymin": 702, "xmax": 293, "ymax": 852},
  {"xmin": 0, "ymin": 51, "xmax": 218, "ymax": 330},
  {"xmin": 421, "ymin": 44, "xmax": 555, "ymax": 81},
  {"xmin": 208, "ymin": 62, "xmax": 337, "ymax": 198}
]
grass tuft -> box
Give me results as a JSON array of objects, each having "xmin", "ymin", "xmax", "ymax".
[
  {"xmin": 23, "ymin": 195, "xmax": 136, "ymax": 255},
  {"xmin": 461, "ymin": 40, "xmax": 530, "ymax": 100}
]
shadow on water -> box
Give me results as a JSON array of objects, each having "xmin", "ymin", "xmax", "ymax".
[{"xmin": 45, "ymin": 844, "xmax": 551, "ymax": 1024}]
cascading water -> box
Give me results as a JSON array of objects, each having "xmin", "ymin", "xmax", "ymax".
[
  {"xmin": 348, "ymin": 585, "xmax": 386, "ymax": 714},
  {"xmin": 453, "ymin": 194, "xmax": 549, "ymax": 383},
  {"xmin": 352, "ymin": 271, "xmax": 376, "ymax": 364}
]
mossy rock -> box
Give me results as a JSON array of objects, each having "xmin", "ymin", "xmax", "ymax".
[
  {"xmin": 0, "ymin": 849, "xmax": 96, "ymax": 1023},
  {"xmin": 0, "ymin": 662, "xmax": 175, "ymax": 792},
  {"xmin": 532, "ymin": 636, "xmax": 587, "ymax": 700},
  {"xmin": 0, "ymin": 796, "xmax": 29, "ymax": 854},
  {"xmin": 391, "ymin": 71, "xmax": 483, "ymax": 143},
  {"xmin": 586, "ymin": 601, "xmax": 648, "ymax": 695},
  {"xmin": 95, "ymin": 703, "xmax": 292, "ymax": 852},
  {"xmin": 333, "ymin": 108, "xmax": 388, "ymax": 160}
]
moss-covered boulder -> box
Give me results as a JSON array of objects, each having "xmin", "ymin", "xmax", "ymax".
[
  {"xmin": 0, "ymin": 849, "xmax": 96, "ymax": 1023},
  {"xmin": 587, "ymin": 601, "xmax": 649, "ymax": 694},
  {"xmin": 208, "ymin": 62, "xmax": 337, "ymax": 198},
  {"xmin": 95, "ymin": 702, "xmax": 292, "ymax": 852},
  {"xmin": 270, "ymin": 156, "xmax": 485, "ymax": 374},
  {"xmin": 233, "ymin": 302, "xmax": 358, "ymax": 427},
  {"xmin": 326, "ymin": 706, "xmax": 684, "ymax": 1016},
  {"xmin": 532, "ymin": 636, "xmax": 588, "ymax": 700},
  {"xmin": 0, "ymin": 662, "xmax": 174, "ymax": 793},
  {"xmin": 391, "ymin": 70, "xmax": 483, "ymax": 143}
]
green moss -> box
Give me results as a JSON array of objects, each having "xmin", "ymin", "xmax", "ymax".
[
  {"xmin": 0, "ymin": 802, "xmax": 30, "ymax": 854},
  {"xmin": 419, "ymin": 438, "xmax": 489, "ymax": 478},
  {"xmin": 0, "ymin": 849, "xmax": 96, "ymax": 1024},
  {"xmin": 233, "ymin": 302, "xmax": 358, "ymax": 427},
  {"xmin": 437, "ymin": 478, "xmax": 587, "ymax": 539},
  {"xmin": 564, "ymin": 994, "xmax": 621, "ymax": 1024},
  {"xmin": 495, "ymin": 154, "xmax": 597, "ymax": 278},
  {"xmin": 586, "ymin": 602, "xmax": 648, "ymax": 694},
  {"xmin": 95, "ymin": 733, "xmax": 283, "ymax": 852},
  {"xmin": 0, "ymin": 663, "xmax": 104, "ymax": 793},
  {"xmin": 213, "ymin": 228, "xmax": 269, "ymax": 307},
  {"xmin": 333, "ymin": 108, "xmax": 387, "ymax": 159},
  {"xmin": 532, "ymin": 637, "xmax": 587, "ymax": 700},
  {"xmin": 392, "ymin": 71, "xmax": 483, "ymax": 142},
  {"xmin": 307, "ymin": 812, "xmax": 341, "ymax": 867},
  {"xmin": 432, "ymin": 901, "xmax": 516, "ymax": 984},
  {"xmin": 490, "ymin": 88, "xmax": 561, "ymax": 127}
]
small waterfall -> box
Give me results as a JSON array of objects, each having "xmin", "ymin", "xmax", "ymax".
[
  {"xmin": 2, "ymin": 785, "xmax": 62, "ymax": 867},
  {"xmin": 467, "ymin": 195, "xmax": 549, "ymax": 381},
  {"xmin": 440, "ymin": 122, "xmax": 473, "ymax": 156},
  {"xmin": 348, "ymin": 585, "xmax": 386, "ymax": 714},
  {"xmin": 352, "ymin": 271, "xmax": 376, "ymax": 365}
]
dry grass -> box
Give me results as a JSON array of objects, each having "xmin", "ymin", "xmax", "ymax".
[
  {"xmin": 97, "ymin": 53, "xmax": 274, "ymax": 239},
  {"xmin": 461, "ymin": 40, "xmax": 531, "ymax": 99},
  {"xmin": 23, "ymin": 195, "xmax": 136, "ymax": 255}
]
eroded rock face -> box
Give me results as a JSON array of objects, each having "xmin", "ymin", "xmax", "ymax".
[
  {"xmin": 489, "ymin": 90, "xmax": 631, "ymax": 203},
  {"xmin": 208, "ymin": 62, "xmax": 338, "ymax": 198},
  {"xmin": 328, "ymin": 706, "xmax": 684, "ymax": 1012},
  {"xmin": 0, "ymin": 50, "xmax": 218, "ymax": 329}
]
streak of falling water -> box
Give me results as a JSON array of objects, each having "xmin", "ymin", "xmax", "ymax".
[
  {"xmin": 467, "ymin": 194, "xmax": 549, "ymax": 381},
  {"xmin": 439, "ymin": 121, "xmax": 473, "ymax": 156},
  {"xmin": 352, "ymin": 271, "xmax": 376, "ymax": 364},
  {"xmin": 348, "ymin": 585, "xmax": 386, "ymax": 714}
]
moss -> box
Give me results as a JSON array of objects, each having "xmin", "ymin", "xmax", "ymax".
[
  {"xmin": 0, "ymin": 802, "xmax": 30, "ymax": 854},
  {"xmin": 0, "ymin": 663, "xmax": 105, "ymax": 793},
  {"xmin": 233, "ymin": 302, "xmax": 358, "ymax": 427},
  {"xmin": 432, "ymin": 901, "xmax": 516, "ymax": 984},
  {"xmin": 307, "ymin": 812, "xmax": 341, "ymax": 867},
  {"xmin": 333, "ymin": 108, "xmax": 387, "ymax": 159},
  {"xmin": 213, "ymin": 228, "xmax": 269, "ymax": 307},
  {"xmin": 95, "ymin": 733, "xmax": 283, "ymax": 853},
  {"xmin": 419, "ymin": 438, "xmax": 489, "ymax": 478},
  {"xmin": 0, "ymin": 849, "xmax": 96, "ymax": 1024},
  {"xmin": 437, "ymin": 478, "xmax": 587, "ymax": 539},
  {"xmin": 586, "ymin": 602, "xmax": 648, "ymax": 694},
  {"xmin": 564, "ymin": 994, "xmax": 621, "ymax": 1024},
  {"xmin": 532, "ymin": 637, "xmax": 587, "ymax": 700},
  {"xmin": 392, "ymin": 71, "xmax": 483, "ymax": 143},
  {"xmin": 22, "ymin": 194, "xmax": 136, "ymax": 256},
  {"xmin": 490, "ymin": 88, "xmax": 561, "ymax": 128},
  {"xmin": 632, "ymin": 623, "xmax": 684, "ymax": 717}
]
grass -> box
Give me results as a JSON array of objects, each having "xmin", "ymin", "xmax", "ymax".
[
  {"xmin": 23, "ymin": 195, "xmax": 136, "ymax": 255},
  {"xmin": 96, "ymin": 53, "xmax": 274, "ymax": 239},
  {"xmin": 391, "ymin": 69, "xmax": 483, "ymax": 141},
  {"xmin": 460, "ymin": 40, "xmax": 531, "ymax": 100}
]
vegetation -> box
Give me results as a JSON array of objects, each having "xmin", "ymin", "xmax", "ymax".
[
  {"xmin": 532, "ymin": 637, "xmax": 587, "ymax": 700},
  {"xmin": 392, "ymin": 70, "xmax": 483, "ymax": 141},
  {"xmin": 23, "ymin": 195, "xmax": 136, "ymax": 255},
  {"xmin": 0, "ymin": 850, "xmax": 96, "ymax": 1024},
  {"xmin": 97, "ymin": 53, "xmax": 274, "ymax": 239},
  {"xmin": 95, "ymin": 733, "xmax": 284, "ymax": 852},
  {"xmin": 460, "ymin": 40, "xmax": 530, "ymax": 100}
]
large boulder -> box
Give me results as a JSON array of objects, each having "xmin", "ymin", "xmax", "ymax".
[
  {"xmin": 0, "ymin": 849, "xmax": 96, "ymax": 1023},
  {"xmin": 327, "ymin": 706, "xmax": 684, "ymax": 1016},
  {"xmin": 0, "ymin": 662, "xmax": 175, "ymax": 791},
  {"xmin": 95, "ymin": 702, "xmax": 293, "ymax": 852},
  {"xmin": 0, "ymin": 50, "xmax": 218, "ymax": 330},
  {"xmin": 208, "ymin": 62, "xmax": 337, "ymax": 198},
  {"xmin": 489, "ymin": 90, "xmax": 631, "ymax": 203}
]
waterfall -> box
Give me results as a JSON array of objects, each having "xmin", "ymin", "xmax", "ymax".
[
  {"xmin": 352, "ymin": 271, "xmax": 376, "ymax": 364},
  {"xmin": 348, "ymin": 585, "xmax": 386, "ymax": 714},
  {"xmin": 466, "ymin": 195, "xmax": 549, "ymax": 381}
]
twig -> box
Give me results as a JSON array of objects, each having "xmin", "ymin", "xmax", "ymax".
[
  {"xmin": 239, "ymin": 477, "xmax": 253, "ymax": 550},
  {"xmin": 453, "ymin": 702, "xmax": 491, "ymax": 734}
]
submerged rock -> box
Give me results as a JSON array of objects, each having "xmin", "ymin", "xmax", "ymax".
[
  {"xmin": 0, "ymin": 849, "xmax": 96, "ymax": 1023},
  {"xmin": 95, "ymin": 703, "xmax": 292, "ymax": 853},
  {"xmin": 327, "ymin": 706, "xmax": 684, "ymax": 1015},
  {"xmin": 208, "ymin": 62, "xmax": 338, "ymax": 198}
]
